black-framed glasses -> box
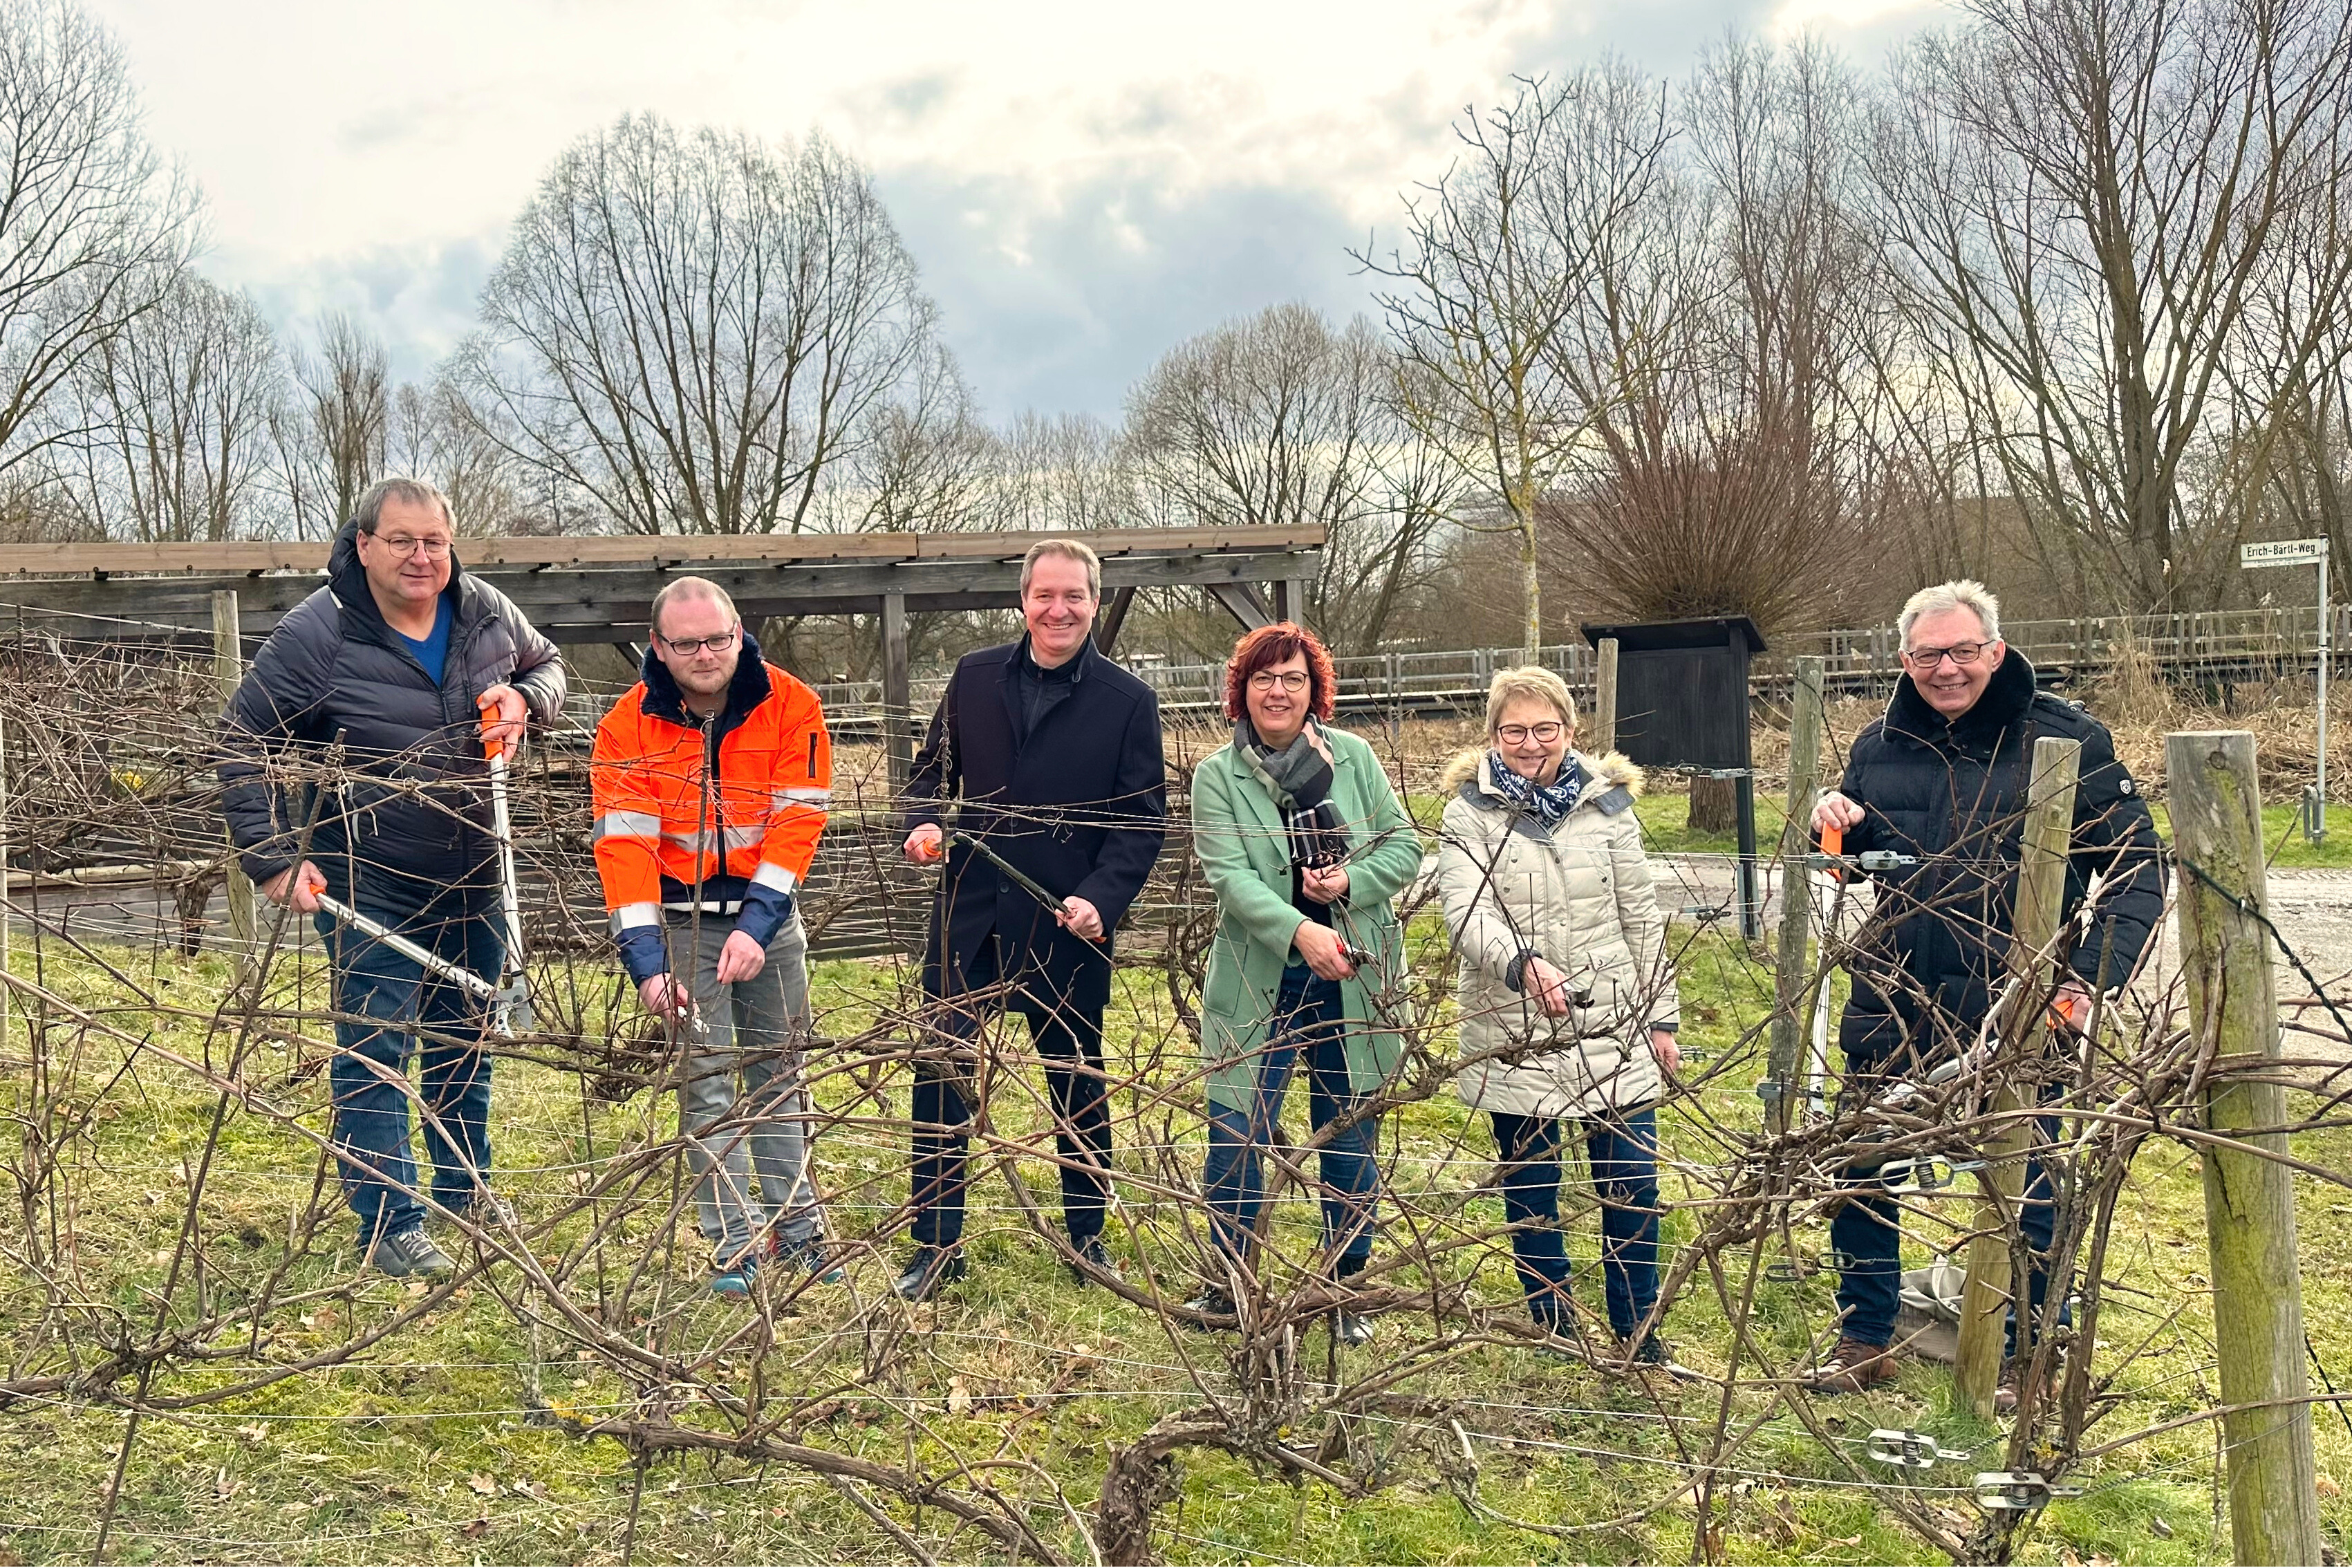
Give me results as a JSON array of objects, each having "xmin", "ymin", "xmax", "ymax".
[
  {"xmin": 1495, "ymin": 721, "xmax": 1565, "ymax": 745},
  {"xmin": 660, "ymin": 626, "xmax": 740, "ymax": 657},
  {"xmin": 1905, "ymin": 641, "xmax": 1989, "ymax": 669},
  {"xmin": 1247, "ymin": 670, "xmax": 1311, "ymax": 693}
]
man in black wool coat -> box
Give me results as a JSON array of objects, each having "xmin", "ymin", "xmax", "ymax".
[
  {"xmin": 1800, "ymin": 579, "xmax": 2163, "ymax": 1409},
  {"xmin": 893, "ymin": 538, "xmax": 1168, "ymax": 1301}
]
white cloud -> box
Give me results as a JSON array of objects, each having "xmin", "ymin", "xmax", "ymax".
[{"xmin": 84, "ymin": 0, "xmax": 1939, "ymax": 411}]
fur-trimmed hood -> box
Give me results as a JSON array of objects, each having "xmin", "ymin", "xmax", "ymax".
[{"xmin": 1438, "ymin": 745, "xmax": 1645, "ymax": 801}]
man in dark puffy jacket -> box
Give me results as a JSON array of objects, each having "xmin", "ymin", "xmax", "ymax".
[
  {"xmin": 1800, "ymin": 579, "xmax": 2163, "ymax": 1406},
  {"xmin": 221, "ymin": 478, "xmax": 566, "ymax": 1278}
]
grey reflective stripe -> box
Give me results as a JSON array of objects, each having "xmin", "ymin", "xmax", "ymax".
[
  {"xmin": 772, "ymin": 787, "xmax": 831, "ymax": 809},
  {"xmin": 750, "ymin": 861, "xmax": 796, "ymax": 893},
  {"xmin": 661, "ymin": 899, "xmax": 745, "ymax": 915},
  {"xmin": 613, "ymin": 902, "xmax": 662, "ymax": 931},
  {"xmin": 594, "ymin": 810, "xmax": 662, "ymax": 842},
  {"xmin": 660, "ymin": 825, "xmax": 767, "ymax": 855}
]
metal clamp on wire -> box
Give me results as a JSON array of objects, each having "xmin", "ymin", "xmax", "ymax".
[
  {"xmin": 1868, "ymin": 1430, "xmax": 1972, "ymax": 1469},
  {"xmin": 1806, "ymin": 849, "xmax": 1916, "ymax": 872},
  {"xmin": 1973, "ymin": 1473, "xmax": 2083, "ymax": 1511}
]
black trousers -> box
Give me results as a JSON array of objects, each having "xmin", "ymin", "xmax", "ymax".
[{"xmin": 908, "ymin": 931, "xmax": 1112, "ymax": 1249}]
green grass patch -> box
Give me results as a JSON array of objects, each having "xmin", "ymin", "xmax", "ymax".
[{"xmin": 1, "ymin": 927, "xmax": 2348, "ymax": 1564}]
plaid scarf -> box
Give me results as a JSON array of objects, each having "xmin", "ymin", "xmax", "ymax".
[
  {"xmin": 1237, "ymin": 716, "xmax": 1343, "ymax": 866},
  {"xmin": 1486, "ymin": 751, "xmax": 1585, "ymax": 825}
]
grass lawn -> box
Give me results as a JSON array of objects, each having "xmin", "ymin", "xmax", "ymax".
[{"xmin": 2, "ymin": 917, "xmax": 2347, "ymax": 1566}]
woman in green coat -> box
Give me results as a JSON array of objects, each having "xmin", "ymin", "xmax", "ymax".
[{"xmin": 1187, "ymin": 622, "xmax": 1424, "ymax": 1344}]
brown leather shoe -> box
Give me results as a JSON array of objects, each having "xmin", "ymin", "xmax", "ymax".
[
  {"xmin": 1995, "ymin": 1356, "xmax": 2051, "ymax": 1415},
  {"xmin": 1804, "ymin": 1335, "xmax": 1897, "ymax": 1394}
]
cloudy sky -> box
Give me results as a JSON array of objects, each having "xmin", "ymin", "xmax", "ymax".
[{"xmin": 86, "ymin": 0, "xmax": 1946, "ymax": 421}]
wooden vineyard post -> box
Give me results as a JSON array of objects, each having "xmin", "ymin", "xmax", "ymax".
[
  {"xmin": 1766, "ymin": 657, "xmax": 1824, "ymax": 1137},
  {"xmin": 1952, "ymin": 736, "xmax": 2079, "ymax": 1415},
  {"xmin": 2168, "ymin": 729, "xmax": 2320, "ymax": 1566},
  {"xmin": 1591, "ymin": 637, "xmax": 1619, "ymax": 756},
  {"xmin": 211, "ymin": 591, "xmax": 259, "ymax": 955}
]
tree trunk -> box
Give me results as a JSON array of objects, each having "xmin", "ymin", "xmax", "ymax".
[
  {"xmin": 1518, "ymin": 503, "xmax": 1542, "ymax": 666},
  {"xmin": 1688, "ymin": 776, "xmax": 1738, "ymax": 835}
]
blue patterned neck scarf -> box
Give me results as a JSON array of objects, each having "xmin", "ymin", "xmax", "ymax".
[{"xmin": 1486, "ymin": 751, "xmax": 1584, "ymax": 824}]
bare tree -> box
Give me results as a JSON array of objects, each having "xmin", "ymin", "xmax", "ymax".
[
  {"xmin": 1126, "ymin": 304, "xmax": 1436, "ymax": 651},
  {"xmin": 1359, "ymin": 66, "xmax": 1677, "ymax": 662},
  {"xmin": 274, "ymin": 314, "xmax": 389, "ymax": 538},
  {"xmin": 1869, "ymin": 0, "xmax": 2352, "ymax": 611},
  {"xmin": 0, "ymin": 0, "xmax": 197, "ymax": 480},
  {"xmin": 456, "ymin": 113, "xmax": 940, "ymax": 536},
  {"xmin": 388, "ymin": 377, "xmax": 533, "ymax": 535},
  {"xmin": 66, "ymin": 270, "xmax": 281, "ymax": 541},
  {"xmin": 984, "ymin": 411, "xmax": 1137, "ymax": 533}
]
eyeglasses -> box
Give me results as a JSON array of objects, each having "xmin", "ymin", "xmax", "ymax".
[
  {"xmin": 1904, "ymin": 641, "xmax": 1990, "ymax": 669},
  {"xmin": 1247, "ymin": 670, "xmax": 1311, "ymax": 693},
  {"xmin": 660, "ymin": 627, "xmax": 740, "ymax": 657},
  {"xmin": 1496, "ymin": 722, "xmax": 1565, "ymax": 745},
  {"xmin": 371, "ymin": 532, "xmax": 451, "ymax": 559}
]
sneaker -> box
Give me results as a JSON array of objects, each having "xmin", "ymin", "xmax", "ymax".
[
  {"xmin": 1332, "ymin": 1307, "xmax": 1375, "ymax": 1348},
  {"xmin": 892, "ymin": 1245, "xmax": 966, "ymax": 1303},
  {"xmin": 1066, "ymin": 1234, "xmax": 1118, "ymax": 1287},
  {"xmin": 711, "ymin": 1256, "xmax": 759, "ymax": 1298},
  {"xmin": 1622, "ymin": 1332, "xmax": 1670, "ymax": 1367},
  {"xmin": 368, "ymin": 1226, "xmax": 456, "ymax": 1280},
  {"xmin": 775, "ymin": 1236, "xmax": 845, "ymax": 1285},
  {"xmin": 1803, "ymin": 1334, "xmax": 1897, "ymax": 1394},
  {"xmin": 1182, "ymin": 1287, "xmax": 1237, "ymax": 1331},
  {"xmin": 448, "ymin": 1193, "xmax": 519, "ymax": 1232}
]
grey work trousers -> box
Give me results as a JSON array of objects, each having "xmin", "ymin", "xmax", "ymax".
[{"xmin": 666, "ymin": 908, "xmax": 823, "ymax": 1264}]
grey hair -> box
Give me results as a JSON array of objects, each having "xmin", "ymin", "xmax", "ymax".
[
  {"xmin": 650, "ymin": 576, "xmax": 738, "ymax": 637},
  {"xmin": 1484, "ymin": 665, "xmax": 1577, "ymax": 734},
  {"xmin": 1019, "ymin": 537, "xmax": 1101, "ymax": 598},
  {"xmin": 1898, "ymin": 579, "xmax": 2001, "ymax": 646},
  {"xmin": 354, "ymin": 476, "xmax": 454, "ymax": 534}
]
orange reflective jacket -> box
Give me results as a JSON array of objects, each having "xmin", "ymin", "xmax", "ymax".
[{"xmin": 591, "ymin": 652, "xmax": 830, "ymax": 935}]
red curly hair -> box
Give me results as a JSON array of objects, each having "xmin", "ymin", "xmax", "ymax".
[{"xmin": 1223, "ymin": 622, "xmax": 1338, "ymax": 722}]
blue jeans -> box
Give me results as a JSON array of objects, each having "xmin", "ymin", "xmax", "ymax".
[
  {"xmin": 315, "ymin": 871, "xmax": 503, "ymax": 1247},
  {"xmin": 1833, "ymin": 1108, "xmax": 2064, "ymax": 1352},
  {"xmin": 1488, "ymin": 1107, "xmax": 1661, "ymax": 1339},
  {"xmin": 1201, "ymin": 964, "xmax": 1380, "ymax": 1276}
]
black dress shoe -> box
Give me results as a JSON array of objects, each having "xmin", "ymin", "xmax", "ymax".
[
  {"xmin": 892, "ymin": 1245, "xmax": 965, "ymax": 1303},
  {"xmin": 1066, "ymin": 1234, "xmax": 1117, "ymax": 1285}
]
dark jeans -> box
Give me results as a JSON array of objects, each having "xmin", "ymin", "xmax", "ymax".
[
  {"xmin": 1488, "ymin": 1106, "xmax": 1661, "ymax": 1339},
  {"xmin": 1833, "ymin": 1072, "xmax": 2065, "ymax": 1351},
  {"xmin": 1202, "ymin": 964, "xmax": 1380, "ymax": 1276},
  {"xmin": 908, "ymin": 932, "xmax": 1111, "ymax": 1249},
  {"xmin": 315, "ymin": 871, "xmax": 502, "ymax": 1247}
]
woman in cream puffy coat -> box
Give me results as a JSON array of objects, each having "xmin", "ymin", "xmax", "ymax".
[{"xmin": 1433, "ymin": 666, "xmax": 1680, "ymax": 1361}]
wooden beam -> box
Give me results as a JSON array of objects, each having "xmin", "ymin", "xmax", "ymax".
[
  {"xmin": 880, "ymin": 592, "xmax": 911, "ymax": 797},
  {"xmin": 1764, "ymin": 655, "xmax": 1823, "ymax": 1137},
  {"xmin": 1094, "ymin": 585, "xmax": 1137, "ymax": 653},
  {"xmin": 0, "ymin": 522, "xmax": 1329, "ymax": 581},
  {"xmin": 1204, "ymin": 581, "xmax": 1273, "ymax": 631}
]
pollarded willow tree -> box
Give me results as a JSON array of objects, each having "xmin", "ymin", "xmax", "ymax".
[
  {"xmin": 454, "ymin": 113, "xmax": 944, "ymax": 536},
  {"xmin": 1358, "ymin": 66, "xmax": 1678, "ymax": 664}
]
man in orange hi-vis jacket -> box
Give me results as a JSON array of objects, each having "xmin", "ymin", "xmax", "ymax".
[{"xmin": 592, "ymin": 576, "xmax": 835, "ymax": 1298}]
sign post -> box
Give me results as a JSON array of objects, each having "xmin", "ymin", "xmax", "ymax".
[{"xmin": 2241, "ymin": 538, "xmax": 2331, "ymax": 845}]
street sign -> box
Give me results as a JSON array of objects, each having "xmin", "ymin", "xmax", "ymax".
[
  {"xmin": 2242, "ymin": 538, "xmax": 2329, "ymax": 566},
  {"xmin": 2239, "ymin": 536, "xmax": 2333, "ymax": 843}
]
